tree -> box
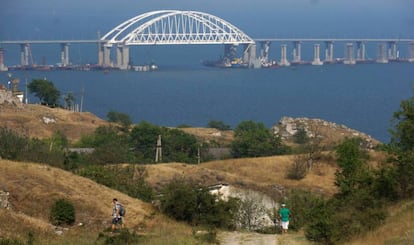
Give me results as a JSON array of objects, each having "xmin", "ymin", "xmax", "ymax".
[
  {"xmin": 78, "ymin": 126, "xmax": 132, "ymax": 164},
  {"xmin": 303, "ymin": 123, "xmax": 324, "ymax": 171},
  {"xmin": 129, "ymin": 121, "xmax": 162, "ymax": 162},
  {"xmin": 107, "ymin": 110, "xmax": 132, "ymax": 130},
  {"xmin": 27, "ymin": 79, "xmax": 61, "ymax": 107},
  {"xmin": 293, "ymin": 126, "xmax": 309, "ymax": 144},
  {"xmin": 334, "ymin": 138, "xmax": 371, "ymax": 197},
  {"xmin": 207, "ymin": 120, "xmax": 231, "ymax": 130},
  {"xmin": 63, "ymin": 92, "xmax": 75, "ymax": 110},
  {"xmin": 385, "ymin": 96, "xmax": 414, "ymax": 198},
  {"xmin": 390, "ymin": 96, "xmax": 414, "ymax": 151},
  {"xmin": 159, "ymin": 178, "xmax": 239, "ymax": 228},
  {"xmin": 231, "ymin": 120, "xmax": 289, "ymax": 158},
  {"xmin": 129, "ymin": 121, "xmax": 199, "ymax": 163}
]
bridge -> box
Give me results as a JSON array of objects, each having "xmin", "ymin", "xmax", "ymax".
[{"xmin": 0, "ymin": 10, "xmax": 414, "ymax": 71}]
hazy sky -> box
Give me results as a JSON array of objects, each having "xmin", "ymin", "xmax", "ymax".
[{"xmin": 1, "ymin": 0, "xmax": 413, "ymax": 39}]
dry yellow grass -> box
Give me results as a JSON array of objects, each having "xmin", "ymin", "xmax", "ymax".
[
  {"xmin": 0, "ymin": 159, "xmax": 193, "ymax": 242},
  {"xmin": 144, "ymin": 154, "xmax": 339, "ymax": 198},
  {"xmin": 346, "ymin": 200, "xmax": 414, "ymax": 245},
  {"xmin": 0, "ymin": 104, "xmax": 108, "ymax": 141}
]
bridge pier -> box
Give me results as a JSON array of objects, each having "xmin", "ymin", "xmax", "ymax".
[
  {"xmin": 243, "ymin": 43, "xmax": 258, "ymax": 68},
  {"xmin": 356, "ymin": 41, "xmax": 366, "ymax": 62},
  {"xmin": 387, "ymin": 41, "xmax": 398, "ymax": 61},
  {"xmin": 0, "ymin": 48, "xmax": 7, "ymax": 71},
  {"xmin": 312, "ymin": 44, "xmax": 323, "ymax": 65},
  {"xmin": 20, "ymin": 43, "xmax": 30, "ymax": 66},
  {"xmin": 60, "ymin": 43, "xmax": 69, "ymax": 67},
  {"xmin": 259, "ymin": 41, "xmax": 270, "ymax": 64},
  {"xmin": 409, "ymin": 42, "xmax": 414, "ymax": 62},
  {"xmin": 116, "ymin": 45, "xmax": 129, "ymax": 70},
  {"xmin": 103, "ymin": 44, "xmax": 112, "ymax": 67},
  {"xmin": 98, "ymin": 42, "xmax": 103, "ymax": 66},
  {"xmin": 343, "ymin": 43, "xmax": 356, "ymax": 65},
  {"xmin": 377, "ymin": 43, "xmax": 388, "ymax": 63},
  {"xmin": 279, "ymin": 44, "xmax": 290, "ymax": 66},
  {"xmin": 324, "ymin": 41, "xmax": 334, "ymax": 63},
  {"xmin": 292, "ymin": 41, "xmax": 302, "ymax": 64}
]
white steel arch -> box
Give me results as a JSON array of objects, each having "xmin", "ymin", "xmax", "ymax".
[{"xmin": 101, "ymin": 10, "xmax": 255, "ymax": 46}]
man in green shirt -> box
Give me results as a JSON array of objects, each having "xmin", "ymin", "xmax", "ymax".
[{"xmin": 279, "ymin": 203, "xmax": 290, "ymax": 234}]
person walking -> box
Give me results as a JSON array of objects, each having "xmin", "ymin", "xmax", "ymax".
[
  {"xmin": 111, "ymin": 198, "xmax": 124, "ymax": 232},
  {"xmin": 279, "ymin": 203, "xmax": 291, "ymax": 234}
]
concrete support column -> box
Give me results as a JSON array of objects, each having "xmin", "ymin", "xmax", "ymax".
[
  {"xmin": 356, "ymin": 41, "xmax": 366, "ymax": 62},
  {"xmin": 312, "ymin": 44, "xmax": 323, "ymax": 65},
  {"xmin": 122, "ymin": 45, "xmax": 129, "ymax": 69},
  {"xmin": 387, "ymin": 41, "xmax": 398, "ymax": 60},
  {"xmin": 377, "ymin": 43, "xmax": 388, "ymax": 63},
  {"xmin": 103, "ymin": 44, "xmax": 112, "ymax": 67},
  {"xmin": 20, "ymin": 43, "xmax": 30, "ymax": 66},
  {"xmin": 243, "ymin": 43, "xmax": 257, "ymax": 67},
  {"xmin": 98, "ymin": 42, "xmax": 104, "ymax": 66},
  {"xmin": 324, "ymin": 41, "xmax": 334, "ymax": 63},
  {"xmin": 259, "ymin": 41, "xmax": 271, "ymax": 64},
  {"xmin": 243, "ymin": 43, "xmax": 258, "ymax": 68},
  {"xmin": 344, "ymin": 43, "xmax": 356, "ymax": 65},
  {"xmin": 408, "ymin": 42, "xmax": 414, "ymax": 62},
  {"xmin": 292, "ymin": 41, "xmax": 302, "ymax": 64},
  {"xmin": 116, "ymin": 46, "xmax": 122, "ymax": 68},
  {"xmin": 116, "ymin": 45, "xmax": 130, "ymax": 70},
  {"xmin": 279, "ymin": 44, "xmax": 290, "ymax": 66},
  {"xmin": 60, "ymin": 43, "xmax": 69, "ymax": 66},
  {"xmin": 0, "ymin": 48, "xmax": 7, "ymax": 71}
]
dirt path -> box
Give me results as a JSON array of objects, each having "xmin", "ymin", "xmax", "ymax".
[{"xmin": 218, "ymin": 231, "xmax": 278, "ymax": 245}]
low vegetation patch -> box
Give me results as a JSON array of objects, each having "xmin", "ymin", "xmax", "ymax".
[{"xmin": 49, "ymin": 199, "xmax": 76, "ymax": 226}]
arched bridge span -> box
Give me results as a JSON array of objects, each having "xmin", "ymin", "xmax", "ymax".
[
  {"xmin": 98, "ymin": 10, "xmax": 257, "ymax": 69},
  {"xmin": 101, "ymin": 10, "xmax": 255, "ymax": 45}
]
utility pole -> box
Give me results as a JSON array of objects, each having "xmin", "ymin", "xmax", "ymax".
[
  {"xmin": 155, "ymin": 135, "xmax": 162, "ymax": 163},
  {"xmin": 80, "ymin": 86, "xmax": 84, "ymax": 112}
]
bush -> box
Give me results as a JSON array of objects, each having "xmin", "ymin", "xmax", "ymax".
[
  {"xmin": 207, "ymin": 120, "xmax": 231, "ymax": 130},
  {"xmin": 0, "ymin": 238, "xmax": 22, "ymax": 245},
  {"xmin": 50, "ymin": 199, "xmax": 75, "ymax": 226},
  {"xmin": 284, "ymin": 189, "xmax": 325, "ymax": 231},
  {"xmin": 293, "ymin": 126, "xmax": 309, "ymax": 144},
  {"xmin": 107, "ymin": 110, "xmax": 132, "ymax": 131},
  {"xmin": 0, "ymin": 127, "xmax": 29, "ymax": 160},
  {"xmin": 159, "ymin": 178, "xmax": 239, "ymax": 228},
  {"xmin": 286, "ymin": 155, "xmax": 308, "ymax": 180},
  {"xmin": 231, "ymin": 120, "xmax": 290, "ymax": 158},
  {"xmin": 97, "ymin": 229, "xmax": 143, "ymax": 245}
]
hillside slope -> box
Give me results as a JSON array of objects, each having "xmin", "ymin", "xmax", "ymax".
[
  {"xmin": 0, "ymin": 103, "xmax": 108, "ymax": 141},
  {"xmin": 0, "ymin": 160, "xmax": 156, "ymax": 241}
]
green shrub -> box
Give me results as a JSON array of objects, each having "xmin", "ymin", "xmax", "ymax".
[
  {"xmin": 159, "ymin": 178, "xmax": 239, "ymax": 228},
  {"xmin": 50, "ymin": 199, "xmax": 76, "ymax": 226},
  {"xmin": 0, "ymin": 127, "xmax": 29, "ymax": 160},
  {"xmin": 293, "ymin": 126, "xmax": 309, "ymax": 144},
  {"xmin": 286, "ymin": 155, "xmax": 308, "ymax": 180},
  {"xmin": 101, "ymin": 229, "xmax": 143, "ymax": 245},
  {"xmin": 207, "ymin": 120, "xmax": 231, "ymax": 130},
  {"xmin": 0, "ymin": 238, "xmax": 22, "ymax": 245}
]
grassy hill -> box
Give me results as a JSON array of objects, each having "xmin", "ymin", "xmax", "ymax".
[
  {"xmin": 0, "ymin": 103, "xmax": 108, "ymax": 141},
  {"xmin": 0, "ymin": 160, "xmax": 201, "ymax": 244}
]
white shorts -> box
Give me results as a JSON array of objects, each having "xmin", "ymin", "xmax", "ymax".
[{"xmin": 281, "ymin": 221, "xmax": 289, "ymax": 229}]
